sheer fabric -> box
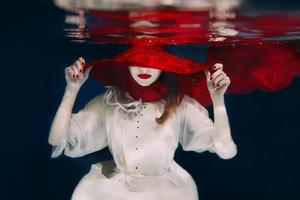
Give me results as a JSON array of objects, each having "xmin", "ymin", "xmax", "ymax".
[{"xmin": 51, "ymin": 87, "xmax": 237, "ymax": 200}]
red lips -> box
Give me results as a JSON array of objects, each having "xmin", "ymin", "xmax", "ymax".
[{"xmin": 138, "ymin": 74, "xmax": 152, "ymax": 79}]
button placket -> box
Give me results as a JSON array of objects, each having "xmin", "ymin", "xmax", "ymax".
[
  {"xmin": 135, "ymin": 105, "xmax": 147, "ymax": 171},
  {"xmin": 136, "ymin": 106, "xmax": 144, "ymax": 129},
  {"xmin": 139, "ymin": 104, "xmax": 146, "ymax": 117},
  {"xmin": 134, "ymin": 105, "xmax": 144, "ymax": 172}
]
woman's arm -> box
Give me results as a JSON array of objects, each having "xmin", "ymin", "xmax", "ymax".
[
  {"xmin": 211, "ymin": 95, "xmax": 237, "ymax": 158},
  {"xmin": 48, "ymin": 57, "xmax": 92, "ymax": 145},
  {"xmin": 48, "ymin": 86, "xmax": 79, "ymax": 145},
  {"xmin": 205, "ymin": 63, "xmax": 237, "ymax": 159}
]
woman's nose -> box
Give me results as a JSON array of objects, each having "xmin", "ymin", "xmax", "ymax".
[{"xmin": 141, "ymin": 67, "xmax": 148, "ymax": 73}]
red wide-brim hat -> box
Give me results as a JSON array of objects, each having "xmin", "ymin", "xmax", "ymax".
[
  {"xmin": 85, "ymin": 43, "xmax": 300, "ymax": 106},
  {"xmin": 85, "ymin": 44, "xmax": 215, "ymax": 105},
  {"xmin": 87, "ymin": 44, "xmax": 207, "ymax": 75}
]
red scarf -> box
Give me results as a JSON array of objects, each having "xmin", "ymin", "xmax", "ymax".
[{"xmin": 119, "ymin": 69, "xmax": 168, "ymax": 102}]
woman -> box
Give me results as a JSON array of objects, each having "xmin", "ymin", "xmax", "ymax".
[{"xmin": 48, "ymin": 49, "xmax": 237, "ymax": 199}]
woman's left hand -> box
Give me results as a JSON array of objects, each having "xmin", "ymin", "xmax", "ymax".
[{"xmin": 204, "ymin": 63, "xmax": 231, "ymax": 99}]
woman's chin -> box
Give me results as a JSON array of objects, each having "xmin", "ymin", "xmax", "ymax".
[
  {"xmin": 139, "ymin": 82, "xmax": 153, "ymax": 87},
  {"xmin": 135, "ymin": 79, "xmax": 155, "ymax": 87}
]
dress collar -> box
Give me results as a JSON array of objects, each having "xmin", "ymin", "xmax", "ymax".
[{"xmin": 105, "ymin": 86, "xmax": 143, "ymax": 116}]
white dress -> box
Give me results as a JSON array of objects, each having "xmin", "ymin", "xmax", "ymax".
[{"xmin": 51, "ymin": 86, "xmax": 237, "ymax": 200}]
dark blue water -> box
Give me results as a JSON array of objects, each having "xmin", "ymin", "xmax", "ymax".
[{"xmin": 1, "ymin": 0, "xmax": 300, "ymax": 200}]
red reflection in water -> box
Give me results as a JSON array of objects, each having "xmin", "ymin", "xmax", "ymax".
[
  {"xmin": 88, "ymin": 10, "xmax": 211, "ymax": 45},
  {"xmin": 76, "ymin": 10, "xmax": 300, "ymax": 44},
  {"xmin": 78, "ymin": 10, "xmax": 300, "ymax": 105}
]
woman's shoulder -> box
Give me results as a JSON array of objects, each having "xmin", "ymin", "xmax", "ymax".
[
  {"xmin": 86, "ymin": 86, "xmax": 116, "ymax": 106},
  {"xmin": 84, "ymin": 91, "xmax": 108, "ymax": 111},
  {"xmin": 178, "ymin": 95, "xmax": 209, "ymax": 116}
]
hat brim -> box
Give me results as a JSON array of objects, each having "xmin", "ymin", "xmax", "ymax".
[{"xmin": 86, "ymin": 45, "xmax": 208, "ymax": 75}]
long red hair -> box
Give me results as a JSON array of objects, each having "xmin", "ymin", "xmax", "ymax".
[{"xmin": 155, "ymin": 72, "xmax": 180, "ymax": 124}]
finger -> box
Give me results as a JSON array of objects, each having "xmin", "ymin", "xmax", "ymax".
[
  {"xmin": 204, "ymin": 71, "xmax": 214, "ymax": 88},
  {"xmin": 71, "ymin": 64, "xmax": 79, "ymax": 79},
  {"xmin": 78, "ymin": 57, "xmax": 85, "ymax": 65},
  {"xmin": 84, "ymin": 66, "xmax": 93, "ymax": 78},
  {"xmin": 75, "ymin": 60, "xmax": 83, "ymax": 77},
  {"xmin": 212, "ymin": 73, "xmax": 226, "ymax": 86},
  {"xmin": 75, "ymin": 60, "xmax": 82, "ymax": 67},
  {"xmin": 204, "ymin": 70, "xmax": 211, "ymax": 81},
  {"xmin": 212, "ymin": 63, "xmax": 223, "ymax": 71},
  {"xmin": 66, "ymin": 67, "xmax": 75, "ymax": 80},
  {"xmin": 215, "ymin": 76, "xmax": 230, "ymax": 88},
  {"xmin": 211, "ymin": 69, "xmax": 223, "ymax": 81},
  {"xmin": 204, "ymin": 70, "xmax": 210, "ymax": 77},
  {"xmin": 64, "ymin": 67, "xmax": 69, "ymax": 75}
]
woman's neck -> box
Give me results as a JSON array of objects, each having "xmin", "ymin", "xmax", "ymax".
[{"xmin": 124, "ymin": 92, "xmax": 136, "ymax": 101}]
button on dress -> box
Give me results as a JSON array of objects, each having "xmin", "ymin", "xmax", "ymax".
[{"xmin": 51, "ymin": 86, "xmax": 237, "ymax": 200}]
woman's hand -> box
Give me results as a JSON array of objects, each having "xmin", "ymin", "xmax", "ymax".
[
  {"xmin": 204, "ymin": 63, "xmax": 230, "ymax": 100},
  {"xmin": 65, "ymin": 57, "xmax": 92, "ymax": 91}
]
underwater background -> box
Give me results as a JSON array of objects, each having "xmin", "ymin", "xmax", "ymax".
[{"xmin": 1, "ymin": 0, "xmax": 300, "ymax": 199}]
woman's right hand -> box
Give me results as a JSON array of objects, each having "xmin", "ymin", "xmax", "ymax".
[{"xmin": 65, "ymin": 57, "xmax": 92, "ymax": 91}]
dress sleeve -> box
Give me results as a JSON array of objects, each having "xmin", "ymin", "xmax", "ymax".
[
  {"xmin": 51, "ymin": 93, "xmax": 107, "ymax": 158},
  {"xmin": 178, "ymin": 95, "xmax": 237, "ymax": 159}
]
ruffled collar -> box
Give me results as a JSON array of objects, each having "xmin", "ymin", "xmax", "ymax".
[
  {"xmin": 104, "ymin": 86, "xmax": 143, "ymax": 115},
  {"xmin": 104, "ymin": 86, "xmax": 166, "ymax": 118}
]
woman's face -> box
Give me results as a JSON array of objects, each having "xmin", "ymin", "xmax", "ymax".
[{"xmin": 129, "ymin": 66, "xmax": 162, "ymax": 87}]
